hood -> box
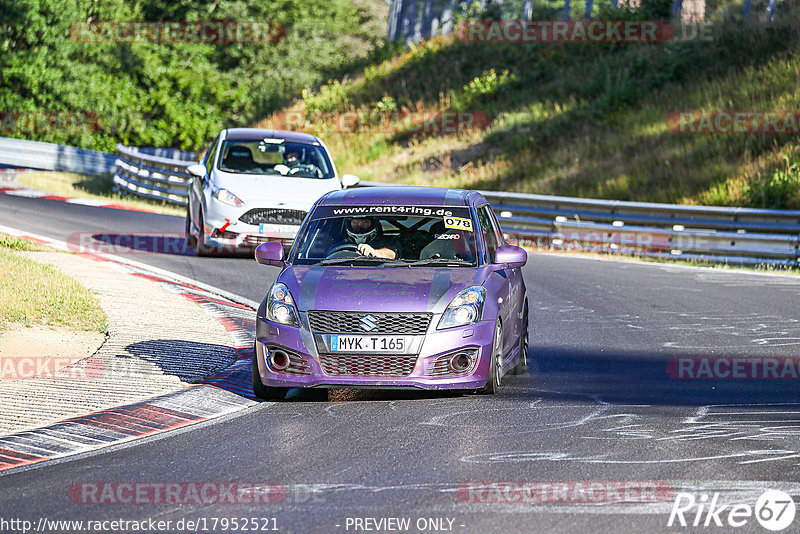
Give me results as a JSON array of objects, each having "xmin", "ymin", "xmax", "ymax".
[
  {"xmin": 213, "ymin": 171, "xmax": 340, "ymax": 207},
  {"xmin": 279, "ymin": 266, "xmax": 491, "ymax": 314}
]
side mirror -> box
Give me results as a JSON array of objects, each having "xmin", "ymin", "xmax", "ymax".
[
  {"xmin": 341, "ymin": 174, "xmax": 360, "ymax": 188},
  {"xmin": 186, "ymin": 164, "xmax": 207, "ymax": 179},
  {"xmin": 255, "ymin": 242, "xmax": 285, "ymax": 267},
  {"xmin": 494, "ymin": 244, "xmax": 527, "ymax": 268}
]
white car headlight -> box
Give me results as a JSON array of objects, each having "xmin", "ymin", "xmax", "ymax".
[
  {"xmin": 266, "ymin": 283, "xmax": 299, "ymax": 327},
  {"xmin": 438, "ymin": 286, "xmax": 486, "ymax": 330},
  {"xmin": 213, "ymin": 188, "xmax": 244, "ymax": 207}
]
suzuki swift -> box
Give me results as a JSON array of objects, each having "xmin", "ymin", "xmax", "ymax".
[{"xmin": 252, "ymin": 186, "xmax": 529, "ymax": 399}]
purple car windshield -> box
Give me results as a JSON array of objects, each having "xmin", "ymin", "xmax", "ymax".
[{"xmin": 292, "ymin": 205, "xmax": 479, "ymax": 266}]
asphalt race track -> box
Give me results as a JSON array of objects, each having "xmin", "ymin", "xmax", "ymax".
[{"xmin": 2, "ymin": 193, "xmax": 800, "ymax": 533}]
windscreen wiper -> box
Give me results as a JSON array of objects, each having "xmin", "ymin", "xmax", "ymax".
[
  {"xmin": 317, "ymin": 256, "xmax": 390, "ymax": 266},
  {"xmin": 383, "ymin": 258, "xmax": 472, "ymax": 268}
]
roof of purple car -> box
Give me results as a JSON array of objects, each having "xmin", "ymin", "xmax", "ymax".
[
  {"xmin": 223, "ymin": 128, "xmax": 320, "ymax": 144},
  {"xmin": 320, "ymin": 186, "xmax": 484, "ymax": 207}
]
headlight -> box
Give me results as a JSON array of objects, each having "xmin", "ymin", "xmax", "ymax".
[
  {"xmin": 437, "ymin": 286, "xmax": 486, "ymax": 330},
  {"xmin": 213, "ymin": 188, "xmax": 244, "ymax": 207},
  {"xmin": 266, "ymin": 283, "xmax": 299, "ymax": 327}
]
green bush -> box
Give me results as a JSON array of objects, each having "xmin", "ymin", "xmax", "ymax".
[
  {"xmin": 0, "ymin": 0, "xmax": 385, "ymax": 151},
  {"xmin": 747, "ymin": 158, "xmax": 800, "ymax": 209}
]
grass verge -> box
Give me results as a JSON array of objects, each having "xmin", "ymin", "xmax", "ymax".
[
  {"xmin": 15, "ymin": 171, "xmax": 184, "ymax": 216},
  {"xmin": 0, "ymin": 233, "xmax": 108, "ymax": 334}
]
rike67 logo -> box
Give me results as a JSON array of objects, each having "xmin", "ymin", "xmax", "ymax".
[{"xmin": 668, "ymin": 490, "xmax": 796, "ymax": 531}]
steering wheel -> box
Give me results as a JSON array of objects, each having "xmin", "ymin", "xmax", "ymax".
[
  {"xmin": 289, "ymin": 165, "xmax": 322, "ymax": 177},
  {"xmin": 325, "ymin": 243, "xmax": 361, "ymax": 259}
]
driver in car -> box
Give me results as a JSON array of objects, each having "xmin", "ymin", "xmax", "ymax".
[
  {"xmin": 345, "ymin": 217, "xmax": 399, "ymax": 259},
  {"xmin": 284, "ymin": 151, "xmax": 301, "ymax": 168}
]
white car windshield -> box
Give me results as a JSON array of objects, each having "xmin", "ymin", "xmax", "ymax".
[{"xmin": 217, "ymin": 139, "xmax": 334, "ymax": 179}]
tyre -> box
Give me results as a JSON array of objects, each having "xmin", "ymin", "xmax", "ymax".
[
  {"xmin": 252, "ymin": 344, "xmax": 289, "ymax": 400},
  {"xmin": 477, "ymin": 321, "xmax": 502, "ymax": 395},
  {"xmin": 184, "ymin": 207, "xmax": 198, "ymax": 250},
  {"xmin": 195, "ymin": 207, "xmax": 216, "ymax": 257},
  {"xmin": 511, "ymin": 306, "xmax": 528, "ymax": 375}
]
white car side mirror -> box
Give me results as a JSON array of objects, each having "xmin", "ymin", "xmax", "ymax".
[
  {"xmin": 186, "ymin": 164, "xmax": 206, "ymax": 178},
  {"xmin": 341, "ymin": 174, "xmax": 360, "ymax": 188}
]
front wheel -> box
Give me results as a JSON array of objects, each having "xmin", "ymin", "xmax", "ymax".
[
  {"xmin": 195, "ymin": 207, "xmax": 216, "ymax": 257},
  {"xmin": 184, "ymin": 208, "xmax": 197, "ymax": 249},
  {"xmin": 477, "ymin": 321, "xmax": 502, "ymax": 395},
  {"xmin": 511, "ymin": 307, "xmax": 528, "ymax": 375},
  {"xmin": 252, "ymin": 345, "xmax": 289, "ymax": 400}
]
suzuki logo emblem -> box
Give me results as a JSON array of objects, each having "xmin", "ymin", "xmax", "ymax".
[{"xmin": 360, "ymin": 315, "xmax": 378, "ymax": 332}]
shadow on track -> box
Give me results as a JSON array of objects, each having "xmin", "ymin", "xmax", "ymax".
[
  {"xmin": 516, "ymin": 345, "xmax": 800, "ymax": 407},
  {"xmin": 125, "ymin": 339, "xmax": 239, "ymax": 383}
]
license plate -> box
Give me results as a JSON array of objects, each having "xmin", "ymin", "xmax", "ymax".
[
  {"xmin": 259, "ymin": 223, "xmax": 296, "ymax": 236},
  {"xmin": 330, "ymin": 335, "xmax": 408, "ymax": 353}
]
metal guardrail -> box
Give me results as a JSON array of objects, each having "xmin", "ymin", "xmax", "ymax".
[
  {"xmin": 0, "ymin": 139, "xmax": 793, "ymax": 267},
  {"xmin": 113, "ymin": 144, "xmax": 195, "ymax": 205},
  {"xmin": 481, "ymin": 191, "xmax": 800, "ymax": 267},
  {"xmin": 110, "ymin": 143, "xmax": 800, "ymax": 267},
  {"xmin": 0, "ymin": 136, "xmax": 116, "ymax": 175}
]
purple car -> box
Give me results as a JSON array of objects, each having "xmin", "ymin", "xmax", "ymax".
[{"xmin": 252, "ymin": 186, "xmax": 528, "ymax": 399}]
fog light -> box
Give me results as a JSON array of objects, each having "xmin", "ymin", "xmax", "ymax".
[
  {"xmin": 269, "ymin": 349, "xmax": 289, "ymax": 371},
  {"xmin": 450, "ymin": 352, "xmax": 473, "ymax": 372}
]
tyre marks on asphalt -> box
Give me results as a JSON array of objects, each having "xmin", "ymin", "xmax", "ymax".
[{"xmin": 426, "ymin": 387, "xmax": 800, "ymax": 468}]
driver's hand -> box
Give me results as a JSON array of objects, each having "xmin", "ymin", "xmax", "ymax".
[{"xmin": 357, "ymin": 243, "xmax": 376, "ymax": 257}]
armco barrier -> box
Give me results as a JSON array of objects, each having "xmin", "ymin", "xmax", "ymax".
[
  {"xmin": 1, "ymin": 138, "xmax": 798, "ymax": 266},
  {"xmin": 112, "ymin": 144, "xmax": 800, "ymax": 266},
  {"xmin": 113, "ymin": 144, "xmax": 196, "ymax": 205},
  {"xmin": 0, "ymin": 136, "xmax": 116, "ymax": 175},
  {"xmin": 481, "ymin": 191, "xmax": 800, "ymax": 266}
]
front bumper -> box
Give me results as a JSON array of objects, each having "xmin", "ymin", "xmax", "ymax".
[
  {"xmin": 202, "ymin": 202, "xmax": 301, "ymax": 250},
  {"xmin": 254, "ymin": 316, "xmax": 496, "ymax": 390}
]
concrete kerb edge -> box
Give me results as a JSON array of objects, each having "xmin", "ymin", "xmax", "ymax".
[{"xmin": 0, "ymin": 224, "xmax": 260, "ymax": 473}]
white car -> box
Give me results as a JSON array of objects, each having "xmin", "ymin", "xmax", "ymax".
[{"xmin": 185, "ymin": 128, "xmax": 359, "ymax": 256}]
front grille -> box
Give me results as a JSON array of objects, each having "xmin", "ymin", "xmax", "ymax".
[
  {"xmin": 239, "ymin": 208, "xmax": 307, "ymax": 226},
  {"xmin": 319, "ymin": 355, "xmax": 417, "ymax": 377},
  {"xmin": 308, "ymin": 311, "xmax": 432, "ymax": 335},
  {"xmin": 426, "ymin": 349, "xmax": 479, "ymax": 377}
]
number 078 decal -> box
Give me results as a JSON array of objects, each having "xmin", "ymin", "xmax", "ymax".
[{"xmin": 444, "ymin": 216, "xmax": 474, "ymax": 232}]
